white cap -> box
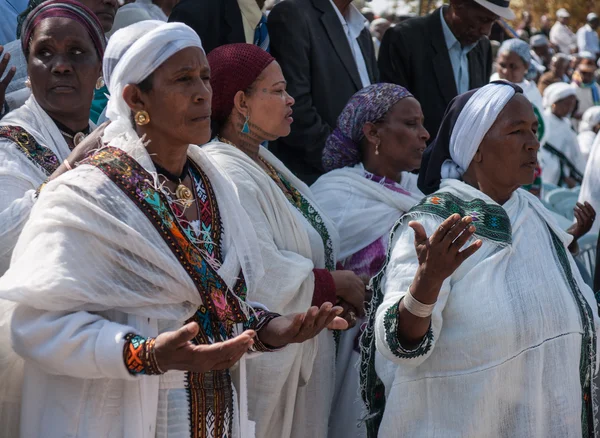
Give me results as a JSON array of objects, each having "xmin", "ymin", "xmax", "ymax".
[
  {"xmin": 556, "ymin": 8, "xmax": 570, "ymax": 18},
  {"xmin": 530, "ymin": 34, "xmax": 549, "ymax": 47},
  {"xmin": 472, "ymin": 0, "xmax": 515, "ymax": 20},
  {"xmin": 587, "ymin": 13, "xmax": 599, "ymax": 22},
  {"xmin": 579, "ymin": 51, "xmax": 596, "ymax": 61}
]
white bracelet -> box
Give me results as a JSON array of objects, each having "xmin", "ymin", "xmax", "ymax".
[
  {"xmin": 63, "ymin": 159, "xmax": 73, "ymax": 171},
  {"xmin": 402, "ymin": 288, "xmax": 436, "ymax": 318}
]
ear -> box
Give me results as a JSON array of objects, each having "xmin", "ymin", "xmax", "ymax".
[
  {"xmin": 362, "ymin": 121, "xmax": 380, "ymax": 147},
  {"xmin": 122, "ymin": 84, "xmax": 148, "ymax": 114},
  {"xmin": 233, "ymin": 90, "xmax": 250, "ymax": 118},
  {"xmin": 472, "ymin": 148, "xmax": 483, "ymax": 163}
]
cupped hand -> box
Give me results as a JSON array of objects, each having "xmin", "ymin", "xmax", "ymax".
[
  {"xmin": 256, "ymin": 303, "xmax": 347, "ymax": 348},
  {"xmin": 0, "ymin": 47, "xmax": 16, "ymax": 114},
  {"xmin": 409, "ymin": 214, "xmax": 482, "ymax": 287},
  {"xmin": 569, "ymin": 202, "xmax": 596, "ymax": 241},
  {"xmin": 336, "ymin": 299, "xmax": 359, "ymax": 329},
  {"xmin": 154, "ymin": 322, "xmax": 255, "ymax": 373},
  {"xmin": 330, "ymin": 270, "xmax": 366, "ymax": 317}
]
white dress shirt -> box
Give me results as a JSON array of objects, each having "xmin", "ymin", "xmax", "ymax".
[
  {"xmin": 577, "ymin": 24, "xmax": 600, "ymax": 55},
  {"xmin": 329, "ymin": 0, "xmax": 371, "ymax": 88},
  {"xmin": 440, "ymin": 7, "xmax": 476, "ymax": 95},
  {"xmin": 550, "ymin": 22, "xmax": 577, "ymax": 54}
]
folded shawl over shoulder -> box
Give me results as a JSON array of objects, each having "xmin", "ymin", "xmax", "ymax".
[{"xmin": 203, "ymin": 141, "xmax": 339, "ymax": 438}]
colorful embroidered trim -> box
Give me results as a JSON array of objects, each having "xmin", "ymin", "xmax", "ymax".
[
  {"xmin": 548, "ymin": 226, "xmax": 597, "ymax": 437},
  {"xmin": 382, "ymin": 301, "xmax": 433, "ymax": 359},
  {"xmin": 123, "ymin": 333, "xmax": 162, "ymax": 375},
  {"xmin": 0, "ymin": 126, "xmax": 61, "ymax": 176},
  {"xmin": 408, "ymin": 192, "xmax": 512, "ymax": 245}
]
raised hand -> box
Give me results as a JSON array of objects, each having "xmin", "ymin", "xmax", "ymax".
[
  {"xmin": 256, "ymin": 303, "xmax": 347, "ymax": 349},
  {"xmin": 569, "ymin": 202, "xmax": 596, "ymax": 241},
  {"xmin": 154, "ymin": 322, "xmax": 256, "ymax": 373},
  {"xmin": 409, "ymin": 214, "xmax": 482, "ymax": 289},
  {"xmin": 331, "ymin": 270, "xmax": 366, "ymax": 317},
  {"xmin": 0, "ymin": 47, "xmax": 17, "ymax": 116}
]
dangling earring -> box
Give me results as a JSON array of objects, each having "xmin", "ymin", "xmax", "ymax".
[
  {"xmin": 135, "ymin": 110, "xmax": 150, "ymax": 126},
  {"xmin": 95, "ymin": 76, "xmax": 105, "ymax": 90},
  {"xmin": 25, "ymin": 77, "xmax": 31, "ymax": 88},
  {"xmin": 241, "ymin": 115, "xmax": 250, "ymax": 134},
  {"xmin": 375, "ymin": 140, "xmax": 380, "ymax": 156}
]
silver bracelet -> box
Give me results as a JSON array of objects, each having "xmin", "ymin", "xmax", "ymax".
[{"xmin": 402, "ymin": 287, "xmax": 436, "ymax": 318}]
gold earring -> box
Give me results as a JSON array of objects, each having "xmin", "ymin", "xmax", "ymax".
[
  {"xmin": 375, "ymin": 140, "xmax": 380, "ymax": 155},
  {"xmin": 25, "ymin": 77, "xmax": 31, "ymax": 88},
  {"xmin": 135, "ymin": 110, "xmax": 150, "ymax": 126},
  {"xmin": 95, "ymin": 76, "xmax": 105, "ymax": 90}
]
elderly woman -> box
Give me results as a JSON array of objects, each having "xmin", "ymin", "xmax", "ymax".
[
  {"xmin": 0, "ymin": 0, "xmax": 105, "ymax": 274},
  {"xmin": 578, "ymin": 106, "xmax": 600, "ymax": 163},
  {"xmin": 311, "ymin": 83, "xmax": 428, "ymax": 438},
  {"xmin": 0, "ymin": 21, "xmax": 345, "ymax": 438},
  {"xmin": 203, "ymin": 43, "xmax": 366, "ymax": 438},
  {"xmin": 540, "ymin": 82, "xmax": 587, "ymax": 187},
  {"xmin": 361, "ymin": 81, "xmax": 600, "ymax": 437}
]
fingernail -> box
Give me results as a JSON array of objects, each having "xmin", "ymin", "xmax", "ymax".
[{"xmin": 469, "ymin": 225, "xmax": 476, "ymax": 232}]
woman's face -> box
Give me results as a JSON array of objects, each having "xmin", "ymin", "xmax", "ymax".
[
  {"xmin": 132, "ymin": 47, "xmax": 212, "ymax": 147},
  {"xmin": 552, "ymin": 95, "xmax": 577, "ymax": 118},
  {"xmin": 370, "ymin": 97, "xmax": 429, "ymax": 172},
  {"xmin": 497, "ymin": 51, "xmax": 527, "ymax": 84},
  {"xmin": 242, "ymin": 61, "xmax": 295, "ymax": 141},
  {"xmin": 472, "ymin": 94, "xmax": 540, "ymax": 190},
  {"xmin": 28, "ymin": 17, "xmax": 101, "ymax": 120}
]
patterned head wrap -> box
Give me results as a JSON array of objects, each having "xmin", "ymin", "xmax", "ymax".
[
  {"xmin": 418, "ymin": 81, "xmax": 522, "ymax": 195},
  {"xmin": 20, "ymin": 0, "xmax": 106, "ymax": 61},
  {"xmin": 498, "ymin": 38, "xmax": 538, "ymax": 80},
  {"xmin": 322, "ymin": 83, "xmax": 413, "ymax": 171},
  {"xmin": 208, "ymin": 43, "xmax": 275, "ymax": 125}
]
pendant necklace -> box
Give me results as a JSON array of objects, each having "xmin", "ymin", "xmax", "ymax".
[{"xmin": 153, "ymin": 160, "xmax": 194, "ymax": 208}]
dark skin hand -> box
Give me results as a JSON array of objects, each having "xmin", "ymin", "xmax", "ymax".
[
  {"xmin": 567, "ymin": 202, "xmax": 596, "ymax": 252},
  {"xmin": 398, "ymin": 214, "xmax": 482, "ymax": 348},
  {"xmin": 0, "ymin": 47, "xmax": 16, "ymax": 115}
]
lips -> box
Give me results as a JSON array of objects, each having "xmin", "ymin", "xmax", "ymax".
[
  {"xmin": 50, "ymin": 83, "xmax": 76, "ymax": 93},
  {"xmin": 96, "ymin": 10, "xmax": 116, "ymax": 21}
]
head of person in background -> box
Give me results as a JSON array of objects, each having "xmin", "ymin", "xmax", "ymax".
[
  {"xmin": 496, "ymin": 38, "xmax": 537, "ymax": 84},
  {"xmin": 577, "ymin": 106, "xmax": 600, "ymax": 161},
  {"xmin": 443, "ymin": 0, "xmax": 513, "ymax": 46},
  {"xmin": 555, "ymin": 8, "xmax": 570, "ymax": 26},
  {"xmin": 370, "ymin": 18, "xmax": 391, "ymax": 43},
  {"xmin": 361, "ymin": 7, "xmax": 375, "ymax": 23},
  {"xmin": 587, "ymin": 13, "xmax": 599, "ymax": 31},
  {"xmin": 544, "ymin": 82, "xmax": 577, "ymax": 120},
  {"xmin": 574, "ymin": 57, "xmax": 597, "ymax": 85},
  {"xmin": 21, "ymin": 0, "xmax": 104, "ymax": 145},
  {"xmin": 208, "ymin": 43, "xmax": 294, "ymax": 148},
  {"xmin": 550, "ymin": 53, "xmax": 570, "ymax": 79},
  {"xmin": 530, "ymin": 34, "xmax": 551, "ymax": 65},
  {"xmin": 322, "ymin": 83, "xmax": 429, "ymax": 181},
  {"xmin": 17, "ymin": 0, "xmax": 117, "ymax": 35}
]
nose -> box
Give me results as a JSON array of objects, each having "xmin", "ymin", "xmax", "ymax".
[
  {"xmin": 193, "ymin": 79, "xmax": 212, "ymax": 102},
  {"xmin": 51, "ymin": 54, "xmax": 73, "ymax": 75},
  {"xmin": 104, "ymin": 0, "xmax": 118, "ymax": 7},
  {"xmin": 420, "ymin": 124, "xmax": 430, "ymax": 142},
  {"xmin": 526, "ymin": 132, "xmax": 540, "ymax": 152},
  {"xmin": 285, "ymin": 91, "xmax": 295, "ymax": 107}
]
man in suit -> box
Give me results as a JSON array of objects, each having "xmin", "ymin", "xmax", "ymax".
[
  {"xmin": 267, "ymin": 0, "xmax": 378, "ymax": 184},
  {"xmin": 379, "ymin": 0, "xmax": 514, "ymax": 140},
  {"xmin": 169, "ymin": 0, "xmax": 268, "ymax": 54}
]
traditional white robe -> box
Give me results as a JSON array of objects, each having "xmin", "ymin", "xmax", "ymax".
[
  {"xmin": 203, "ymin": 141, "xmax": 339, "ymax": 438},
  {"xmin": 579, "ymin": 133, "xmax": 600, "ymax": 235},
  {"xmin": 540, "ymin": 110, "xmax": 587, "ymax": 185},
  {"xmin": 578, "ymin": 130, "xmax": 597, "ymax": 164},
  {"xmin": 0, "ymin": 128, "xmax": 264, "ymax": 438},
  {"xmin": 372, "ymin": 179, "xmax": 600, "ymax": 437},
  {"xmin": 311, "ymin": 164, "xmax": 423, "ymax": 438}
]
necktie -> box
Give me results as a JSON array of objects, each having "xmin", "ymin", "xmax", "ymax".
[{"xmin": 254, "ymin": 14, "xmax": 270, "ymax": 52}]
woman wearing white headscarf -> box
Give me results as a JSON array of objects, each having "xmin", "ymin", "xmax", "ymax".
[
  {"xmin": 578, "ymin": 106, "xmax": 600, "ymax": 162},
  {"xmin": 540, "ymin": 82, "xmax": 587, "ymax": 187},
  {"xmin": 0, "ymin": 21, "xmax": 344, "ymax": 438},
  {"xmin": 361, "ymin": 81, "xmax": 600, "ymax": 437}
]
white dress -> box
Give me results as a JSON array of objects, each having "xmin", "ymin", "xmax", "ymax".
[
  {"xmin": 579, "ymin": 133, "xmax": 600, "ymax": 235},
  {"xmin": 369, "ymin": 179, "xmax": 599, "ymax": 437}
]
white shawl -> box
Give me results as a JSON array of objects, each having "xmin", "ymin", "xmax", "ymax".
[
  {"xmin": 0, "ymin": 128, "xmax": 263, "ymax": 438},
  {"xmin": 311, "ymin": 164, "xmax": 423, "ymax": 260},
  {"xmin": 203, "ymin": 141, "xmax": 339, "ymax": 438},
  {"xmin": 579, "ymin": 133, "xmax": 600, "ymax": 235},
  {"xmin": 374, "ymin": 179, "xmax": 600, "ymax": 437}
]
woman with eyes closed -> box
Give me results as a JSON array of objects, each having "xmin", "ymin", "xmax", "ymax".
[
  {"xmin": 362, "ymin": 81, "xmax": 600, "ymax": 438},
  {"xmin": 204, "ymin": 43, "xmax": 366, "ymax": 438}
]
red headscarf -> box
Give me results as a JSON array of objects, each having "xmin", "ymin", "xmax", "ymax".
[{"xmin": 207, "ymin": 43, "xmax": 275, "ymax": 124}]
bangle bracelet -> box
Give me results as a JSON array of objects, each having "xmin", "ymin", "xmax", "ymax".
[
  {"xmin": 63, "ymin": 159, "xmax": 73, "ymax": 170},
  {"xmin": 402, "ymin": 288, "xmax": 436, "ymax": 318}
]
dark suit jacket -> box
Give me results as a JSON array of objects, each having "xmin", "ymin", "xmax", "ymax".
[
  {"xmin": 268, "ymin": 0, "xmax": 378, "ymax": 184},
  {"xmin": 168, "ymin": 0, "xmax": 245, "ymax": 54},
  {"xmin": 378, "ymin": 8, "xmax": 492, "ymax": 140}
]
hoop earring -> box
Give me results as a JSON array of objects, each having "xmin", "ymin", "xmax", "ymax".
[
  {"xmin": 135, "ymin": 110, "xmax": 150, "ymax": 126},
  {"xmin": 95, "ymin": 76, "xmax": 105, "ymax": 90},
  {"xmin": 375, "ymin": 140, "xmax": 380, "ymax": 156},
  {"xmin": 241, "ymin": 115, "xmax": 250, "ymax": 134}
]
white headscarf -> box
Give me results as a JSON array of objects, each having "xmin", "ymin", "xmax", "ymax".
[
  {"xmin": 543, "ymin": 82, "xmax": 577, "ymax": 108},
  {"xmin": 102, "ymin": 20, "xmax": 204, "ymax": 141},
  {"xmin": 441, "ymin": 83, "xmax": 517, "ymax": 179},
  {"xmin": 580, "ymin": 107, "xmax": 600, "ymax": 133}
]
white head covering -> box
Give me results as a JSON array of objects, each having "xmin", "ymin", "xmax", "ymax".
[
  {"xmin": 530, "ymin": 34, "xmax": 549, "ymax": 48},
  {"xmin": 556, "ymin": 8, "xmax": 570, "ymax": 18},
  {"xmin": 102, "ymin": 20, "xmax": 204, "ymax": 141},
  {"xmin": 441, "ymin": 83, "xmax": 517, "ymax": 179},
  {"xmin": 542, "ymin": 82, "xmax": 577, "ymax": 108},
  {"xmin": 580, "ymin": 107, "xmax": 600, "ymax": 133}
]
